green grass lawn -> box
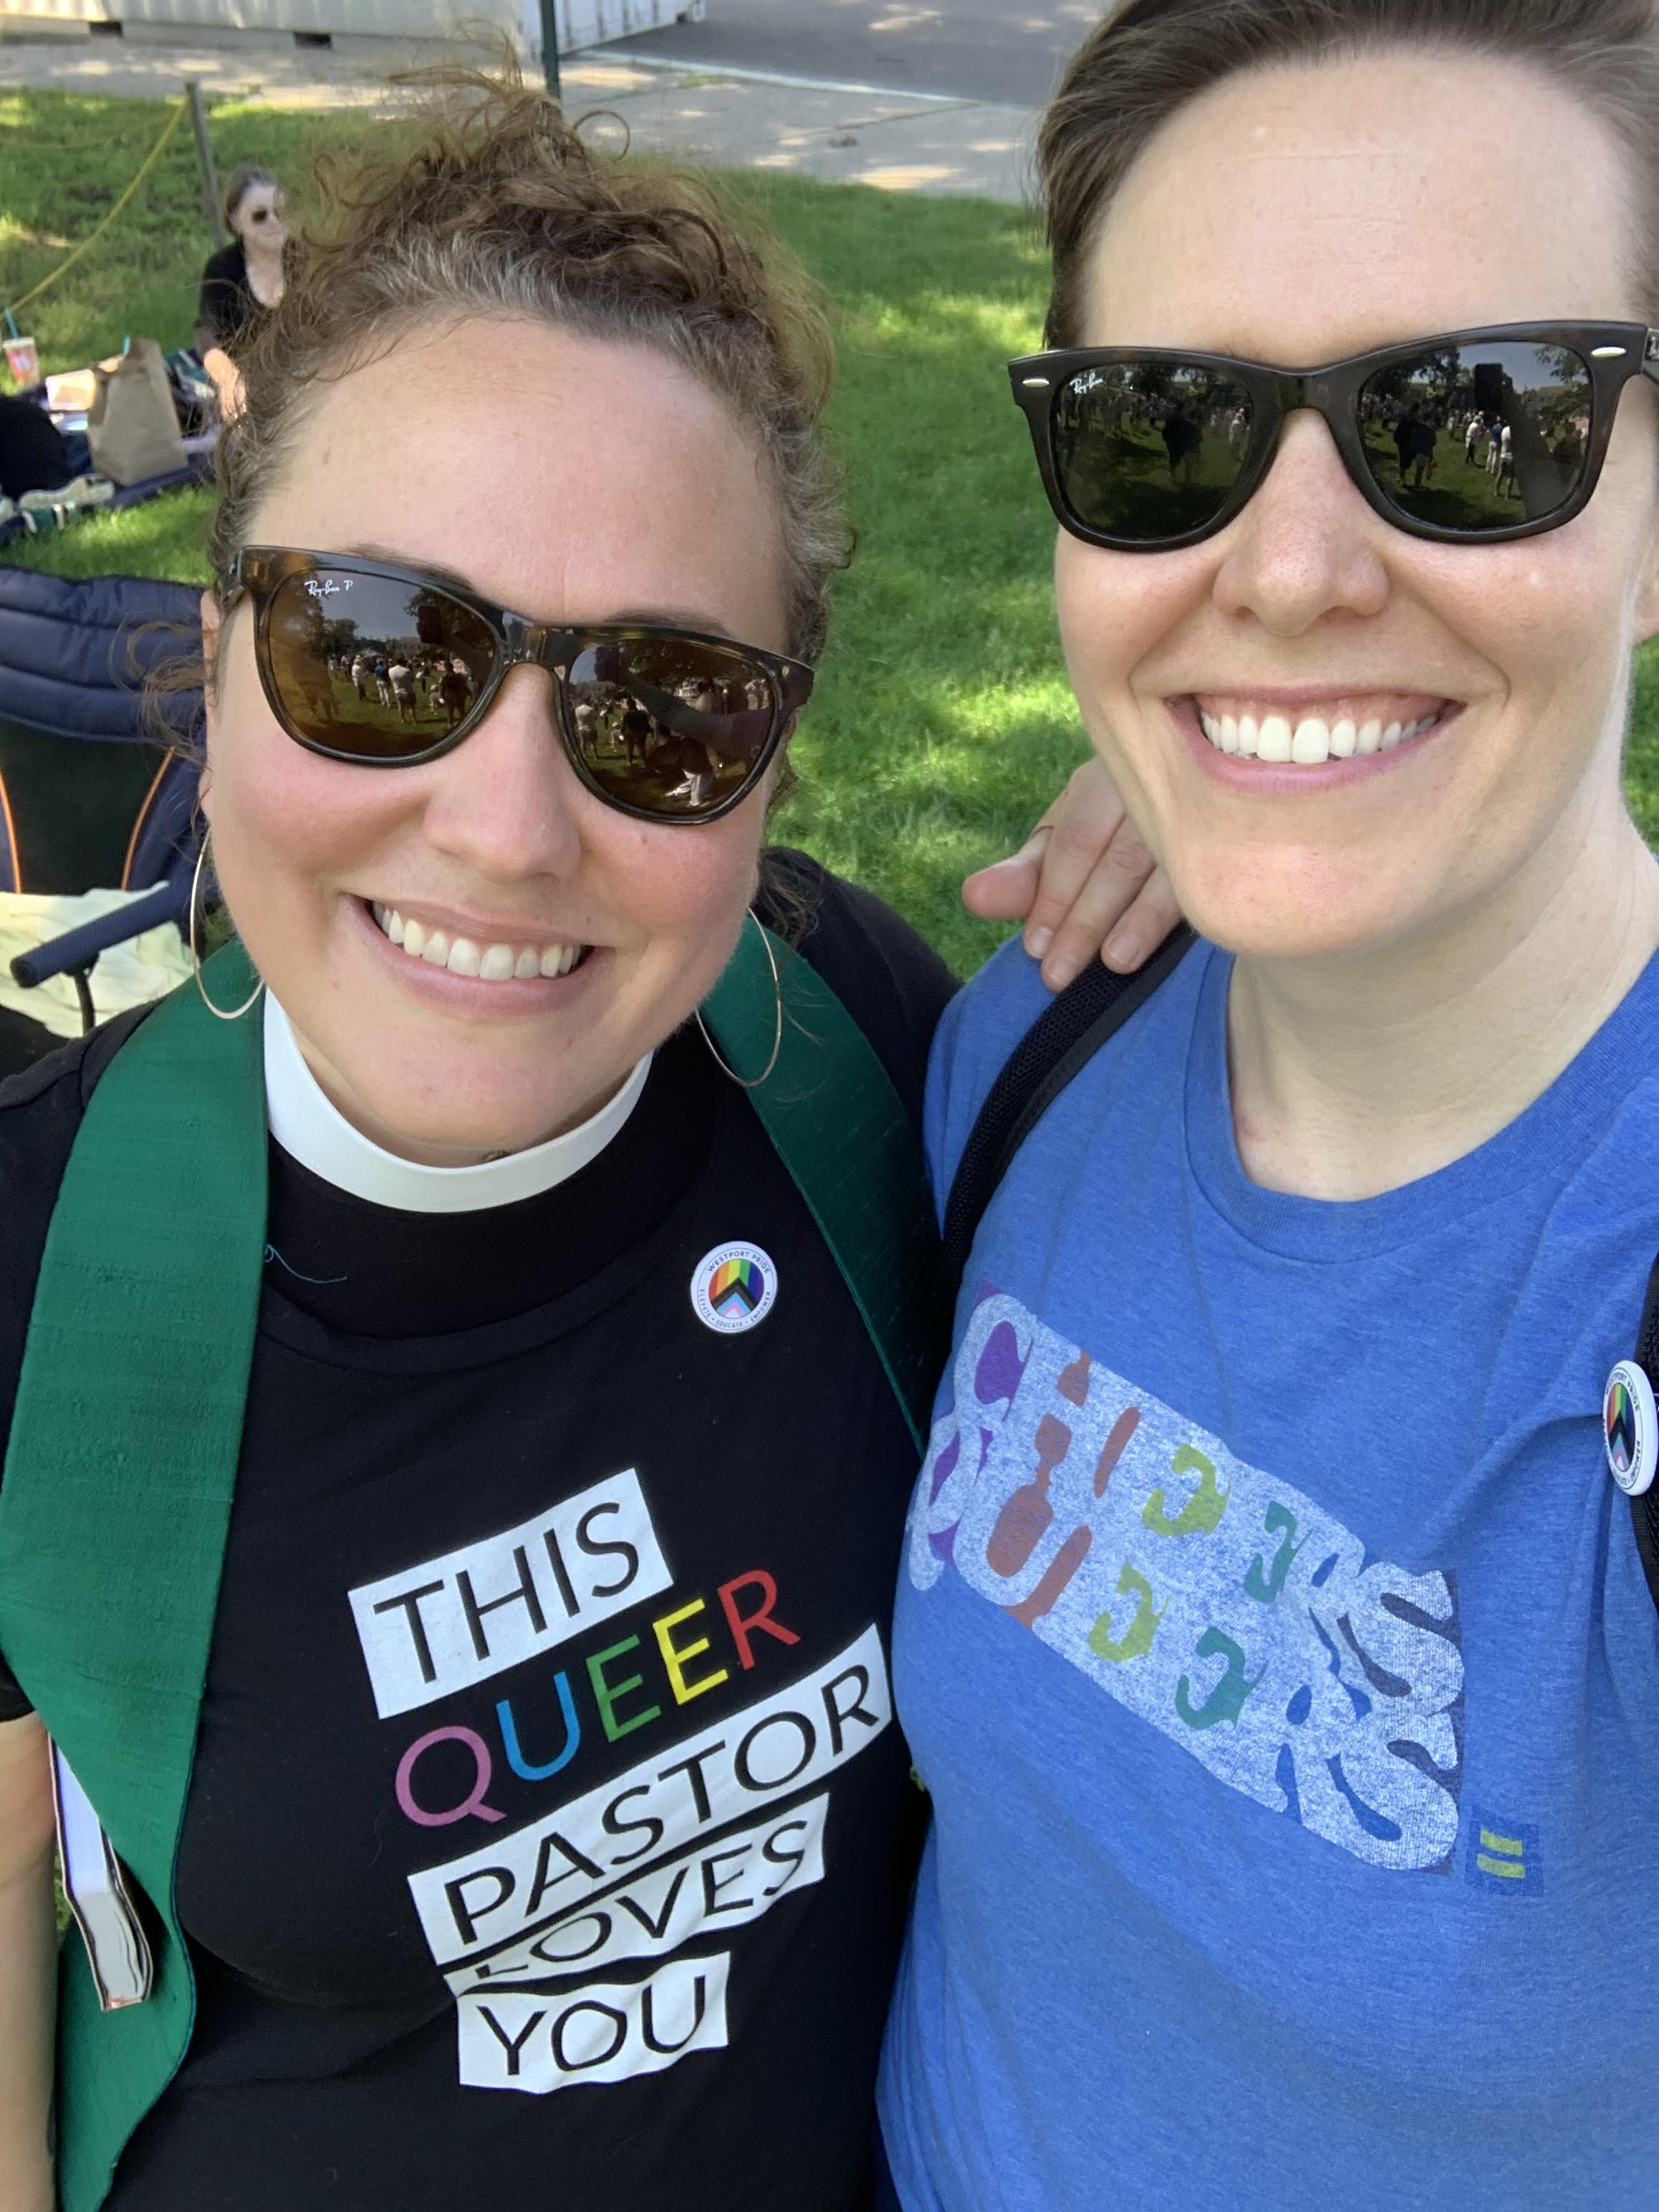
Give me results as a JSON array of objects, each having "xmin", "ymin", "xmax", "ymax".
[
  {"xmin": 6, "ymin": 87, "xmax": 1659, "ymax": 968},
  {"xmin": 0, "ymin": 87, "xmax": 385, "ymax": 377}
]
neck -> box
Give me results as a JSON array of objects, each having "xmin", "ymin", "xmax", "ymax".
[
  {"xmin": 297, "ymin": 1036, "xmax": 630, "ymax": 1168},
  {"xmin": 1226, "ymin": 789, "xmax": 1659, "ymax": 1201},
  {"xmin": 262, "ymin": 995, "xmax": 653, "ymax": 1213}
]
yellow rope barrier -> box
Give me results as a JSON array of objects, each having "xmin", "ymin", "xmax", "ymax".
[{"xmin": 6, "ymin": 96, "xmax": 190, "ymax": 322}]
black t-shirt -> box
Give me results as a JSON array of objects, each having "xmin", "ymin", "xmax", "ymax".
[
  {"xmin": 0, "ymin": 394, "xmax": 72, "ymax": 501},
  {"xmin": 194, "ymin": 240, "xmax": 279, "ymax": 359},
  {"xmin": 0, "ymin": 856, "xmax": 958, "ymax": 2212}
]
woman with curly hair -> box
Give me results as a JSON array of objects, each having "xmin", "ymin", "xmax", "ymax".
[{"xmin": 0, "ymin": 70, "xmax": 1170, "ymax": 2212}]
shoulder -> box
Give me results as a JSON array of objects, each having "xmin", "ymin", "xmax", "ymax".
[
  {"xmin": 923, "ymin": 931, "xmax": 1213, "ymax": 1201},
  {"xmin": 200, "ymin": 242, "xmax": 245, "ymax": 288},
  {"xmin": 0, "ymin": 1001, "xmax": 150, "ymax": 1119},
  {"xmin": 756, "ymin": 847, "xmax": 958, "ymax": 1132},
  {"xmin": 1539, "ymin": 955, "xmax": 1659, "ymax": 1248},
  {"xmin": 0, "ymin": 1009, "xmax": 153, "ymax": 1452},
  {"xmin": 921, "ymin": 932, "xmax": 1055, "ymax": 1200}
]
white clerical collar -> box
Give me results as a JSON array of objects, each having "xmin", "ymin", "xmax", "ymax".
[{"xmin": 262, "ymin": 992, "xmax": 652, "ymax": 1214}]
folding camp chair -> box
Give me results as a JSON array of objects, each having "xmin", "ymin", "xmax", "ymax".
[{"xmin": 0, "ymin": 567, "xmax": 203, "ymax": 1081}]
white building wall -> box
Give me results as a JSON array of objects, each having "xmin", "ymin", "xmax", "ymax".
[{"xmin": 1, "ymin": 0, "xmax": 698, "ymax": 54}]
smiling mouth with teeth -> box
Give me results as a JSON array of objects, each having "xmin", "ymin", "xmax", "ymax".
[
  {"xmin": 370, "ymin": 902, "xmax": 587, "ymax": 981},
  {"xmin": 1191, "ymin": 697, "xmax": 1453, "ymax": 765}
]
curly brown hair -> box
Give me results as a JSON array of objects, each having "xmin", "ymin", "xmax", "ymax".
[{"xmin": 209, "ymin": 67, "xmax": 850, "ymax": 665}]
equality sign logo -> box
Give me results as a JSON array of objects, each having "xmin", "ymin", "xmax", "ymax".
[{"xmin": 691, "ymin": 1242, "xmax": 777, "ymax": 1335}]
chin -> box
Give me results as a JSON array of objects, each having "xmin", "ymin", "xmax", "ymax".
[
  {"xmin": 1175, "ymin": 857, "xmax": 1433, "ymax": 966},
  {"xmin": 345, "ymin": 1050, "xmax": 605, "ymax": 1160}
]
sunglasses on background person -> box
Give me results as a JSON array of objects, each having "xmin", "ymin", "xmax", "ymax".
[
  {"xmin": 221, "ymin": 548, "xmax": 815, "ymax": 825},
  {"xmin": 1009, "ymin": 322, "xmax": 1659, "ymax": 552}
]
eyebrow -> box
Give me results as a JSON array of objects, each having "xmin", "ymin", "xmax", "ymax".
[{"xmin": 341, "ymin": 544, "xmax": 740, "ymax": 640}]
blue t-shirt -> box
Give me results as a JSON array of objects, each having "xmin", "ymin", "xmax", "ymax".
[{"xmin": 879, "ymin": 936, "xmax": 1659, "ymax": 2211}]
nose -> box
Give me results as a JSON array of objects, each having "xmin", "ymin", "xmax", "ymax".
[
  {"xmin": 1211, "ymin": 409, "xmax": 1391, "ymax": 634},
  {"xmin": 418, "ymin": 665, "xmax": 587, "ymax": 883}
]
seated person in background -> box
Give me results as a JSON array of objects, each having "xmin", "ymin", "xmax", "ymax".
[
  {"xmin": 196, "ymin": 165, "xmax": 288, "ymax": 423},
  {"xmin": 0, "ymin": 395, "xmax": 72, "ymax": 502}
]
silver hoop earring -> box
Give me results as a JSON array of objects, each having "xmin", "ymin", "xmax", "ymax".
[
  {"xmin": 697, "ymin": 910, "xmax": 782, "ymax": 1089},
  {"xmin": 190, "ymin": 832, "xmax": 264, "ymax": 1021}
]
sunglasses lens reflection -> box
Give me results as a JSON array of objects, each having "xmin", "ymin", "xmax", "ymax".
[
  {"xmin": 567, "ymin": 636, "xmax": 779, "ymax": 819},
  {"xmin": 260, "ymin": 567, "xmax": 785, "ymax": 815},
  {"xmin": 263, "ymin": 569, "xmax": 497, "ymax": 759},
  {"xmin": 1049, "ymin": 362, "xmax": 1254, "ymax": 543},
  {"xmin": 1359, "ymin": 341, "xmax": 1593, "ymax": 532}
]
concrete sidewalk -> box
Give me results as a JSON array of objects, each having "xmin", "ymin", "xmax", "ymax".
[
  {"xmin": 0, "ymin": 30, "xmax": 1037, "ymax": 201},
  {"xmin": 569, "ymin": 55, "xmax": 1034, "ymax": 200}
]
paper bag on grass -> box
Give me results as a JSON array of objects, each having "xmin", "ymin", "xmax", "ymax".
[{"xmin": 86, "ymin": 340, "xmax": 186, "ymax": 486}]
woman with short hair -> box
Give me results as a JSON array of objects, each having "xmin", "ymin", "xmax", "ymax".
[
  {"xmin": 883, "ymin": 1, "xmax": 1659, "ymax": 2203},
  {"xmin": 0, "ymin": 76, "xmax": 1168, "ymax": 2212}
]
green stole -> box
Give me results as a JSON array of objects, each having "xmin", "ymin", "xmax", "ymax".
[{"xmin": 0, "ymin": 925, "xmax": 941, "ymax": 2212}]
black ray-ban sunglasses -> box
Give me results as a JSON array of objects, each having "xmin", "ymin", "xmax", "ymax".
[
  {"xmin": 222, "ymin": 547, "xmax": 814, "ymax": 825},
  {"xmin": 1009, "ymin": 322, "xmax": 1659, "ymax": 552}
]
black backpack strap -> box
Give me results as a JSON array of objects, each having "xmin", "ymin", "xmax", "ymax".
[
  {"xmin": 1629, "ymin": 1254, "xmax": 1659, "ymax": 1611},
  {"xmin": 939, "ymin": 922, "xmax": 1197, "ymax": 1309}
]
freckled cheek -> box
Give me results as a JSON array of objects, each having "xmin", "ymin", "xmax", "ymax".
[
  {"xmin": 598, "ymin": 817, "xmax": 759, "ymax": 995},
  {"xmin": 208, "ymin": 718, "xmax": 415, "ymax": 915}
]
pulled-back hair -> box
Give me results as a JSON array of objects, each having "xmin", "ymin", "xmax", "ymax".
[
  {"xmin": 209, "ymin": 69, "xmax": 848, "ymax": 663},
  {"xmin": 1039, "ymin": 0, "xmax": 1659, "ymax": 346}
]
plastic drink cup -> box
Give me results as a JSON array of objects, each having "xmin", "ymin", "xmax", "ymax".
[{"xmin": 4, "ymin": 335, "xmax": 40, "ymax": 388}]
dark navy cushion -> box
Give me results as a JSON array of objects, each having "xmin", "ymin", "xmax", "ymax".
[{"xmin": 0, "ymin": 568, "xmax": 203, "ymax": 745}]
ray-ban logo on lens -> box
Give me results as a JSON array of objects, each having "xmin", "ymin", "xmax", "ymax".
[{"xmin": 691, "ymin": 1242, "xmax": 776, "ymax": 1335}]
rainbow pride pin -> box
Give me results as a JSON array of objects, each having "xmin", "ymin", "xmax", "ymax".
[
  {"xmin": 1603, "ymin": 1360, "xmax": 1657, "ymax": 1497},
  {"xmin": 690, "ymin": 1241, "xmax": 778, "ymax": 1336}
]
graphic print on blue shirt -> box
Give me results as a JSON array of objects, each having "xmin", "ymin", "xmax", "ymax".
[
  {"xmin": 880, "ymin": 936, "xmax": 1659, "ymax": 2212},
  {"xmin": 907, "ymin": 1287, "xmax": 1463, "ymax": 1872},
  {"xmin": 346, "ymin": 1466, "xmax": 891, "ymax": 2096}
]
